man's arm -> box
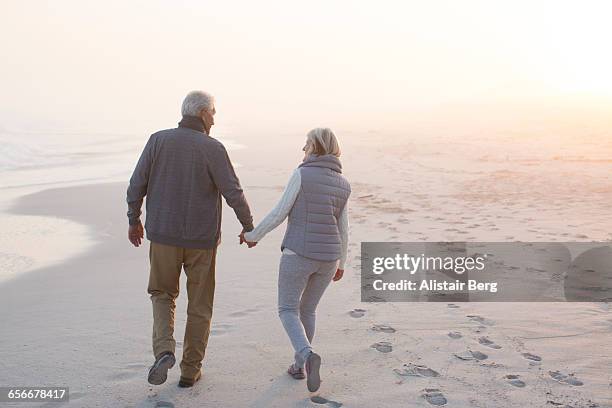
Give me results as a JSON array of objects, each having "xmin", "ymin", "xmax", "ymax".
[
  {"xmin": 208, "ymin": 143, "xmax": 254, "ymax": 231},
  {"xmin": 126, "ymin": 135, "xmax": 155, "ymax": 227}
]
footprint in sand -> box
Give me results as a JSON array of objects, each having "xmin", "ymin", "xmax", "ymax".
[
  {"xmin": 110, "ymin": 362, "xmax": 150, "ymax": 381},
  {"xmin": 349, "ymin": 308, "xmax": 366, "ymax": 318},
  {"xmin": 371, "ymin": 342, "xmax": 393, "ymax": 353},
  {"xmin": 311, "ymin": 396, "xmax": 343, "ymax": 407},
  {"xmin": 454, "ymin": 350, "xmax": 488, "ymax": 361},
  {"xmin": 467, "ymin": 315, "xmax": 495, "ymax": 326},
  {"xmin": 549, "ymin": 370, "xmax": 584, "ymax": 386},
  {"xmin": 447, "ymin": 303, "xmax": 460, "ymax": 309},
  {"xmin": 228, "ymin": 307, "xmax": 261, "ymax": 318},
  {"xmin": 521, "ymin": 353, "xmax": 542, "ymax": 362},
  {"xmin": 478, "ymin": 336, "xmax": 502, "ymax": 349},
  {"xmin": 547, "ymin": 402, "xmax": 574, "ymax": 408},
  {"xmin": 422, "ymin": 388, "xmax": 447, "ymax": 406},
  {"xmin": 394, "ymin": 363, "xmax": 440, "ymax": 378},
  {"xmin": 505, "ymin": 374, "xmax": 526, "ymax": 388},
  {"xmin": 365, "ymin": 295, "xmax": 386, "ymax": 302},
  {"xmin": 210, "ymin": 323, "xmax": 234, "ymax": 336},
  {"xmin": 109, "ymin": 370, "xmax": 140, "ymax": 381},
  {"xmin": 447, "ymin": 331, "xmax": 462, "ymax": 339},
  {"xmin": 468, "ymin": 350, "xmax": 488, "ymax": 361},
  {"xmin": 372, "ymin": 324, "xmax": 396, "ymax": 333}
]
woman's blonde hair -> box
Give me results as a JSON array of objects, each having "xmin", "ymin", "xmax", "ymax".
[{"xmin": 304, "ymin": 128, "xmax": 341, "ymax": 157}]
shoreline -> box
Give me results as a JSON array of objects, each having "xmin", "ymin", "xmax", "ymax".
[
  {"xmin": 0, "ymin": 185, "xmax": 98, "ymax": 286},
  {"xmin": 0, "ymin": 134, "xmax": 252, "ymax": 286}
]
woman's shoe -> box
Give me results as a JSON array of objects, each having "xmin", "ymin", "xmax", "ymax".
[
  {"xmin": 305, "ymin": 352, "xmax": 321, "ymax": 392},
  {"xmin": 287, "ymin": 364, "xmax": 306, "ymax": 380}
]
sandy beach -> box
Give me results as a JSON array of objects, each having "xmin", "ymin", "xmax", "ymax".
[{"xmin": 1, "ymin": 132, "xmax": 610, "ymax": 407}]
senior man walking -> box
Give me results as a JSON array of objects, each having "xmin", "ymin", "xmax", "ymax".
[{"xmin": 126, "ymin": 90, "xmax": 254, "ymax": 387}]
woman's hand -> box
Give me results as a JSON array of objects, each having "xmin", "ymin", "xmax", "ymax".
[
  {"xmin": 333, "ymin": 268, "xmax": 344, "ymax": 281},
  {"xmin": 239, "ymin": 231, "xmax": 257, "ymax": 248}
]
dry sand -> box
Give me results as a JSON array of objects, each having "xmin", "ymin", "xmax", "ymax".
[{"xmin": 1, "ymin": 132, "xmax": 611, "ymax": 407}]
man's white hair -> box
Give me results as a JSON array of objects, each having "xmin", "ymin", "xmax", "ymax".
[{"xmin": 181, "ymin": 91, "xmax": 215, "ymax": 116}]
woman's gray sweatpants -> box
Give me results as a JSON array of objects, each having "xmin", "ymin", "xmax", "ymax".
[{"xmin": 278, "ymin": 252, "xmax": 338, "ymax": 368}]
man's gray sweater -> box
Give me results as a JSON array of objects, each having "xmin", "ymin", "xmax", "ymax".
[{"xmin": 126, "ymin": 116, "xmax": 253, "ymax": 249}]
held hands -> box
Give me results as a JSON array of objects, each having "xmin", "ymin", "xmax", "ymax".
[
  {"xmin": 333, "ymin": 268, "xmax": 344, "ymax": 282},
  {"xmin": 239, "ymin": 231, "xmax": 257, "ymax": 248},
  {"xmin": 128, "ymin": 222, "xmax": 144, "ymax": 247}
]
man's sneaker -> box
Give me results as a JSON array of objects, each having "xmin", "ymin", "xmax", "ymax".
[
  {"xmin": 147, "ymin": 352, "xmax": 176, "ymax": 385},
  {"xmin": 178, "ymin": 370, "xmax": 202, "ymax": 388},
  {"xmin": 305, "ymin": 352, "xmax": 321, "ymax": 392}
]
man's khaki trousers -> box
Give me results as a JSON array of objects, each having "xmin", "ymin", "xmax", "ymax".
[{"xmin": 148, "ymin": 241, "xmax": 216, "ymax": 380}]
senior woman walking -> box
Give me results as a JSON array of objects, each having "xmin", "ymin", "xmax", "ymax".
[{"xmin": 242, "ymin": 128, "xmax": 351, "ymax": 392}]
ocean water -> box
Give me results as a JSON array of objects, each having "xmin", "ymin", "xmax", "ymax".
[
  {"xmin": 0, "ymin": 127, "xmax": 244, "ymax": 283},
  {"xmin": 0, "ymin": 128, "xmax": 244, "ymax": 190}
]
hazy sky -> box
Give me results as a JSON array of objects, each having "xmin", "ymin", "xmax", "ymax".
[{"xmin": 1, "ymin": 0, "xmax": 611, "ymax": 136}]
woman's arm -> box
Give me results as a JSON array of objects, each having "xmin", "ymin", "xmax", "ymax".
[
  {"xmin": 244, "ymin": 169, "xmax": 301, "ymax": 242},
  {"xmin": 337, "ymin": 201, "xmax": 349, "ymax": 269}
]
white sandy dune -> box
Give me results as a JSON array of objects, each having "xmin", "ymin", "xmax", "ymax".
[{"xmin": 1, "ymin": 133, "xmax": 611, "ymax": 407}]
